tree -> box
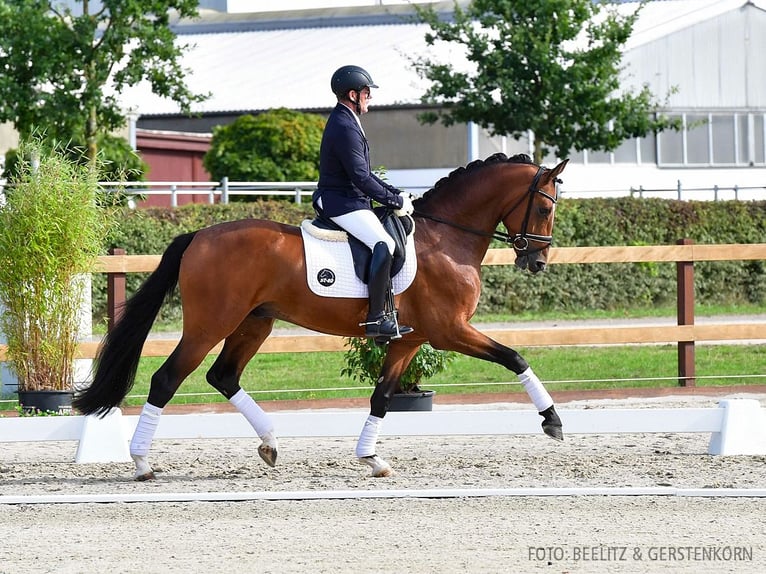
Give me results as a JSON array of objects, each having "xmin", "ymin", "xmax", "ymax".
[
  {"xmin": 0, "ymin": 0, "xmax": 207, "ymax": 162},
  {"xmin": 3, "ymin": 133, "xmax": 148, "ymax": 184},
  {"xmin": 414, "ymin": 0, "xmax": 681, "ymax": 163},
  {"xmin": 203, "ymin": 108, "xmax": 326, "ymax": 183}
]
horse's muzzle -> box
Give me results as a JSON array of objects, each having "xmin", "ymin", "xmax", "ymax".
[{"xmin": 515, "ymin": 254, "xmax": 547, "ymax": 274}]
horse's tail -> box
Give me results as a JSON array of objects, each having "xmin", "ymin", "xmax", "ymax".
[{"xmin": 73, "ymin": 232, "xmax": 198, "ymax": 417}]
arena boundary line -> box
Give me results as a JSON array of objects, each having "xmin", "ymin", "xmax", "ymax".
[
  {"xmin": 2, "ymin": 487, "xmax": 766, "ymax": 506},
  {"xmin": 1, "ymin": 399, "xmax": 764, "ymax": 462}
]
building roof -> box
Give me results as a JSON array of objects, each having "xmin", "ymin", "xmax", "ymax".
[
  {"xmin": 622, "ymin": 0, "xmax": 766, "ymax": 49},
  {"xmin": 118, "ymin": 0, "xmax": 764, "ymax": 117},
  {"xmin": 120, "ymin": 2, "xmax": 462, "ymax": 116}
]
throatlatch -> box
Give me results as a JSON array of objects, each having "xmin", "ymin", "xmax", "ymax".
[{"xmin": 362, "ymin": 241, "xmax": 413, "ymax": 344}]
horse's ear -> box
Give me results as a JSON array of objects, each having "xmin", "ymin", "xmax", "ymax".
[{"xmin": 549, "ymin": 159, "xmax": 569, "ymax": 180}]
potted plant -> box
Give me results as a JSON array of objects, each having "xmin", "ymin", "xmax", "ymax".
[
  {"xmin": 0, "ymin": 139, "xmax": 112, "ymax": 413},
  {"xmin": 341, "ymin": 338, "xmax": 454, "ymax": 411}
]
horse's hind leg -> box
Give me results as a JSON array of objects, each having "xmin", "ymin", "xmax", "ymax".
[
  {"xmin": 206, "ymin": 315, "xmax": 278, "ymax": 467},
  {"xmin": 131, "ymin": 337, "xmax": 219, "ymax": 481}
]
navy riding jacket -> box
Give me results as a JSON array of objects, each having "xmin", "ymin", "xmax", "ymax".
[{"xmin": 313, "ymin": 103, "xmax": 404, "ymax": 217}]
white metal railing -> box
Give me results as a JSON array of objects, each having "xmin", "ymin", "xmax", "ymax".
[
  {"xmin": 626, "ymin": 183, "xmax": 765, "ymax": 201},
  {"xmin": 92, "ymin": 179, "xmax": 766, "ymax": 206},
  {"xmin": 98, "ymin": 178, "xmax": 317, "ymax": 207}
]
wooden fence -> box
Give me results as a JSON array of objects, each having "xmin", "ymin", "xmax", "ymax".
[{"xmin": 1, "ymin": 241, "xmax": 765, "ymax": 387}]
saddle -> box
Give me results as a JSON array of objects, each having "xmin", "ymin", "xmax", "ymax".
[{"xmin": 308, "ymin": 207, "xmax": 414, "ymax": 284}]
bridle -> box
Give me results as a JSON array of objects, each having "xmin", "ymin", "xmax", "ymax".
[{"xmin": 413, "ymin": 165, "xmax": 560, "ymax": 257}]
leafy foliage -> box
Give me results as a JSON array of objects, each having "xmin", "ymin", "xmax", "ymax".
[
  {"xmin": 203, "ymin": 108, "xmax": 326, "ymax": 183},
  {"xmin": 413, "ymin": 0, "xmax": 681, "ymax": 162},
  {"xmin": 4, "ymin": 133, "xmax": 148, "ymax": 184},
  {"xmin": 0, "ymin": 138, "xmax": 115, "ymax": 391},
  {"xmin": 341, "ymin": 338, "xmax": 455, "ymax": 393},
  {"xmin": 0, "ymin": 0, "xmax": 206, "ymax": 160}
]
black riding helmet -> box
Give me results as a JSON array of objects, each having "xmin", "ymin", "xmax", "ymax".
[{"xmin": 331, "ymin": 65, "xmax": 378, "ymax": 98}]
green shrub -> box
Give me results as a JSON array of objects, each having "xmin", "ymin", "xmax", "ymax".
[
  {"xmin": 203, "ymin": 108, "xmax": 326, "ymax": 183},
  {"xmin": 341, "ymin": 338, "xmax": 455, "ymax": 393}
]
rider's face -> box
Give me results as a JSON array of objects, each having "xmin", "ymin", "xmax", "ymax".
[{"xmin": 352, "ymin": 87, "xmax": 372, "ymax": 114}]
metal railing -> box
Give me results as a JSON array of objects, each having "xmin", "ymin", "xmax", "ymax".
[
  {"xmin": 98, "ymin": 178, "xmax": 317, "ymax": 207},
  {"xmin": 627, "ymin": 182, "xmax": 765, "ymax": 201},
  {"xmin": 93, "ymin": 179, "xmax": 766, "ymax": 205}
]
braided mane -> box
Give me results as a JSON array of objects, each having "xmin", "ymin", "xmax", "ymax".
[{"xmin": 418, "ymin": 153, "xmax": 535, "ymax": 202}]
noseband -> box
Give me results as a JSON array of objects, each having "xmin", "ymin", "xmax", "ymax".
[{"xmin": 414, "ymin": 165, "xmax": 560, "ymax": 257}]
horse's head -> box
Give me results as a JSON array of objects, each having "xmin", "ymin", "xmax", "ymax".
[
  {"xmin": 414, "ymin": 153, "xmax": 569, "ymax": 274},
  {"xmin": 504, "ymin": 159, "xmax": 569, "ymax": 274}
]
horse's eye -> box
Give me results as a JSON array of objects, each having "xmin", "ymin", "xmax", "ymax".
[{"xmin": 538, "ymin": 206, "xmax": 552, "ymax": 217}]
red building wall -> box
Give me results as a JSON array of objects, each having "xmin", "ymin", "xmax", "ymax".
[{"xmin": 136, "ymin": 130, "xmax": 213, "ymax": 207}]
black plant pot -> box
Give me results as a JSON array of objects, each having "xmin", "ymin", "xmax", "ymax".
[
  {"xmin": 388, "ymin": 389, "xmax": 435, "ymax": 412},
  {"xmin": 17, "ymin": 390, "xmax": 74, "ymax": 415}
]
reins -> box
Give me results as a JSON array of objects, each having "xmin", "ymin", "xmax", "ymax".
[{"xmin": 413, "ymin": 165, "xmax": 560, "ymax": 252}]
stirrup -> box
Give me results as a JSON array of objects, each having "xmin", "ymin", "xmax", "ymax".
[{"xmin": 360, "ymin": 315, "xmax": 413, "ymax": 341}]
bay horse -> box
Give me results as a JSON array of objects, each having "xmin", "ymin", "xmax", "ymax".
[{"xmin": 74, "ymin": 152, "xmax": 568, "ymax": 480}]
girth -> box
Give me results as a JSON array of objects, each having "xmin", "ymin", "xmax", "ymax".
[{"xmin": 310, "ymin": 207, "xmax": 413, "ymax": 283}]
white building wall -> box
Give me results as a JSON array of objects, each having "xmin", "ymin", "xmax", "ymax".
[{"xmin": 622, "ymin": 2, "xmax": 766, "ymax": 110}]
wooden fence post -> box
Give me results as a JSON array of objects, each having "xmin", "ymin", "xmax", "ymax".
[
  {"xmin": 107, "ymin": 247, "xmax": 126, "ymax": 332},
  {"xmin": 677, "ymin": 238, "xmax": 695, "ymax": 386}
]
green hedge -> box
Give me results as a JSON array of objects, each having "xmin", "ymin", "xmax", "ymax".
[
  {"xmin": 480, "ymin": 198, "xmax": 766, "ymax": 314},
  {"xmin": 93, "ymin": 198, "xmax": 766, "ymax": 325}
]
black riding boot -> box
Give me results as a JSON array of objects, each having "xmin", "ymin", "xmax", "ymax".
[{"xmin": 364, "ymin": 242, "xmax": 413, "ymax": 340}]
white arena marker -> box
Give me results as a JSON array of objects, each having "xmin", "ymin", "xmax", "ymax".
[
  {"xmin": 75, "ymin": 409, "xmax": 132, "ymax": 463},
  {"xmin": 707, "ymin": 399, "xmax": 766, "ymax": 455},
  {"xmin": 1, "ymin": 487, "xmax": 766, "ymax": 505}
]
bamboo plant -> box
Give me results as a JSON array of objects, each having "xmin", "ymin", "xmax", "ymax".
[{"xmin": 0, "ymin": 139, "xmax": 112, "ymax": 393}]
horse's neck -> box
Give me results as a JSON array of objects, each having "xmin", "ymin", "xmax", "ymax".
[
  {"xmin": 419, "ymin": 182, "xmax": 504, "ymax": 231},
  {"xmin": 415, "ymin": 201, "xmax": 495, "ymax": 264}
]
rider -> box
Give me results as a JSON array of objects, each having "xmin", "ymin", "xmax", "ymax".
[{"xmin": 313, "ymin": 65, "xmax": 414, "ymax": 340}]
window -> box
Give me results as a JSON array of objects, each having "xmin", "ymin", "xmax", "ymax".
[
  {"xmin": 613, "ymin": 137, "xmax": 638, "ymax": 163},
  {"xmin": 658, "ymin": 114, "xmax": 684, "ymax": 164},
  {"xmin": 711, "ymin": 115, "xmax": 735, "ymax": 164},
  {"xmin": 564, "ymin": 112, "xmax": 765, "ymax": 167},
  {"xmin": 755, "ymin": 114, "xmax": 765, "ymax": 165},
  {"xmin": 685, "ymin": 114, "xmax": 710, "ymax": 164},
  {"xmin": 639, "ymin": 134, "xmax": 657, "ymax": 164}
]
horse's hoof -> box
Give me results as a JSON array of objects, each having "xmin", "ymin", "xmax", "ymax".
[
  {"xmin": 131, "ymin": 454, "xmax": 155, "ymax": 481},
  {"xmin": 540, "ymin": 405, "xmax": 564, "ymax": 442},
  {"xmin": 258, "ymin": 444, "xmax": 278, "ymax": 467},
  {"xmin": 359, "ymin": 455, "xmax": 394, "ymax": 477},
  {"xmin": 134, "ymin": 471, "xmax": 156, "ymax": 482},
  {"xmin": 543, "ymin": 424, "xmax": 564, "ymax": 441}
]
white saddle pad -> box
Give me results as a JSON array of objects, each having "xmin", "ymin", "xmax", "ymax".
[{"xmin": 300, "ymin": 220, "xmax": 417, "ymax": 298}]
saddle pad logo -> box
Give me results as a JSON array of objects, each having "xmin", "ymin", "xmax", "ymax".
[{"xmin": 317, "ymin": 268, "xmax": 336, "ymax": 286}]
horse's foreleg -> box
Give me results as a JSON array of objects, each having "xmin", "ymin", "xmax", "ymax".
[
  {"xmin": 206, "ymin": 316, "xmax": 279, "ymax": 467},
  {"xmin": 518, "ymin": 367, "xmax": 563, "ymax": 441},
  {"xmin": 355, "ymin": 342, "xmax": 421, "ymax": 477},
  {"xmin": 432, "ymin": 327, "xmax": 563, "ymax": 441}
]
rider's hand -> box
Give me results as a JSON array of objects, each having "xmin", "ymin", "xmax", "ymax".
[{"xmin": 395, "ymin": 193, "xmax": 415, "ymax": 217}]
